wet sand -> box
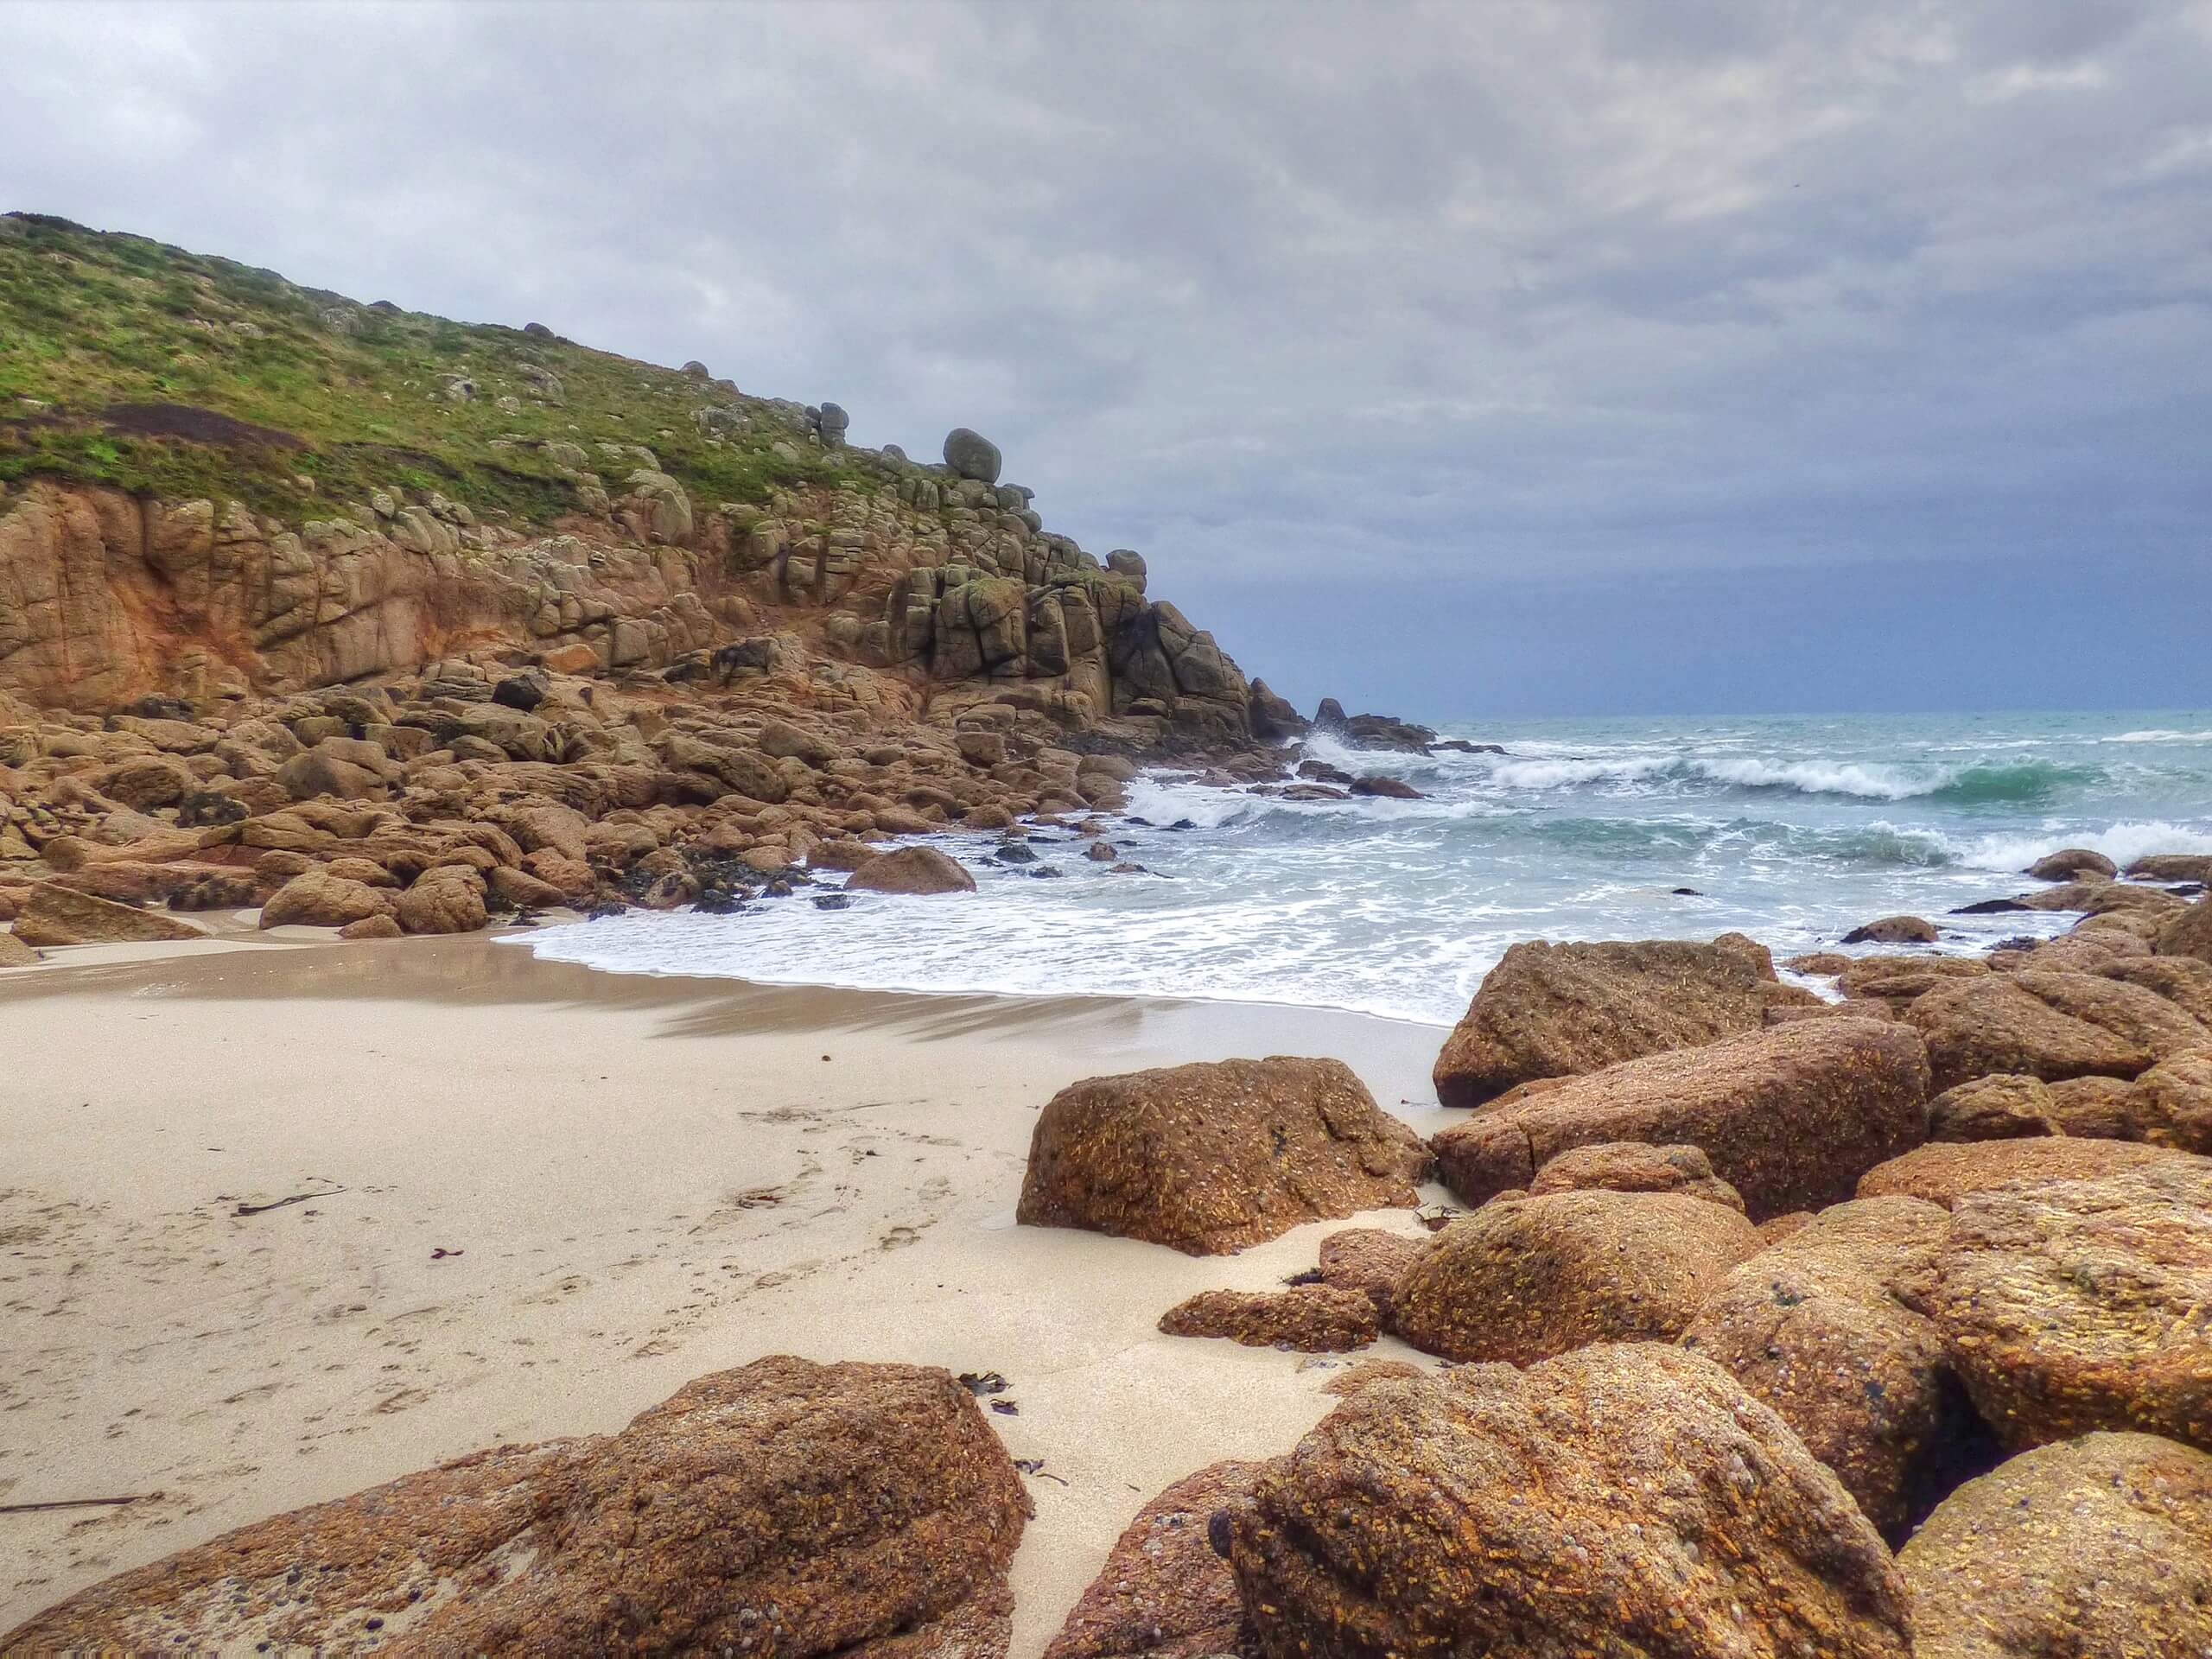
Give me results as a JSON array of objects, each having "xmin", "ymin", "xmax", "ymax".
[{"xmin": 0, "ymin": 932, "xmax": 1452, "ymax": 1649}]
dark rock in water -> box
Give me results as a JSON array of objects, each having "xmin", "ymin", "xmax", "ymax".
[
  {"xmin": 1028, "ymin": 865, "xmax": 1065, "ymax": 879},
  {"xmin": 694, "ymin": 889, "xmax": 749, "ymax": 915},
  {"xmin": 1433, "ymin": 739, "xmax": 1505, "ymax": 754},
  {"xmin": 1350, "ymin": 773, "xmax": 1421, "ymax": 799},
  {"xmin": 1245, "ymin": 677, "xmax": 1306, "ymax": 741},
  {"xmin": 1166, "ymin": 818, "xmax": 1197, "ymax": 831},
  {"xmin": 846, "ymin": 847, "xmax": 977, "ymax": 895},
  {"xmin": 1673, "ymin": 886, "xmax": 1703, "ymax": 896},
  {"xmin": 1313, "ymin": 700, "xmax": 1436, "ymax": 753},
  {"xmin": 1843, "ymin": 914, "xmax": 1939, "ymax": 945},
  {"xmin": 993, "ymin": 843, "xmax": 1038, "ymax": 864},
  {"xmin": 811, "ymin": 893, "xmax": 852, "ymax": 911},
  {"xmin": 1296, "ymin": 759, "xmax": 1355, "ymax": 785},
  {"xmin": 2025, "ymin": 847, "xmax": 2119, "ymax": 881},
  {"xmin": 1953, "ymin": 897, "xmax": 2031, "ymax": 914},
  {"xmin": 1017, "ymin": 1057, "xmax": 1431, "ymax": 1255}
]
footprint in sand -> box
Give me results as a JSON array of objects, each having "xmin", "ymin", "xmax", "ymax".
[{"xmin": 879, "ymin": 1226, "xmax": 920, "ymax": 1251}]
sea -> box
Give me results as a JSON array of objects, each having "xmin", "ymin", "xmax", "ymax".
[{"xmin": 518, "ymin": 712, "xmax": 2212, "ymax": 1028}]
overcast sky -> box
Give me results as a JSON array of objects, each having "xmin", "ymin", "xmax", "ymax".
[{"xmin": 8, "ymin": 1, "xmax": 2209, "ymax": 716}]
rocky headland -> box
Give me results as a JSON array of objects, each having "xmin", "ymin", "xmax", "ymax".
[{"xmin": 7, "ymin": 213, "xmax": 2212, "ymax": 1654}]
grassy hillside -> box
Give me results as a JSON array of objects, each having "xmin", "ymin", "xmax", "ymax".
[{"xmin": 0, "ymin": 213, "xmax": 861, "ymax": 527}]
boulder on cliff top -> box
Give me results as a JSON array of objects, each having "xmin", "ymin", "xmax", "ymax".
[
  {"xmin": 1157, "ymin": 1285, "xmax": 1378, "ymax": 1352},
  {"xmin": 1224, "ymin": 1344, "xmax": 1912, "ymax": 1659},
  {"xmin": 1043, "ymin": 1460, "xmax": 1261, "ymax": 1659},
  {"xmin": 1906, "ymin": 969, "xmax": 2212, "ymax": 1090},
  {"xmin": 1921, "ymin": 1159, "xmax": 2212, "ymax": 1452},
  {"xmin": 11, "ymin": 881, "xmax": 207, "ymax": 946},
  {"xmin": 3, "ymin": 1355, "xmax": 1030, "ymax": 1656},
  {"xmin": 1680, "ymin": 1195, "xmax": 1980, "ymax": 1542},
  {"xmin": 1016, "ymin": 1057, "xmax": 1430, "ymax": 1255},
  {"xmin": 844, "ymin": 845, "xmax": 977, "ymax": 895},
  {"xmin": 1432, "ymin": 937, "xmax": 1777, "ymax": 1107},
  {"xmin": 1431, "ymin": 1016, "xmax": 1931, "ymax": 1221},
  {"xmin": 1899, "ymin": 1431, "xmax": 2212, "ymax": 1659},
  {"xmin": 943, "ymin": 427, "xmax": 1002, "ymax": 483},
  {"xmin": 1393, "ymin": 1189, "xmax": 1763, "ymax": 1363}
]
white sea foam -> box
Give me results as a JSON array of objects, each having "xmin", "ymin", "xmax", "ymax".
[
  {"xmin": 2109, "ymin": 728, "xmax": 2212, "ymax": 743},
  {"xmin": 1690, "ymin": 757, "xmax": 1942, "ymax": 801}
]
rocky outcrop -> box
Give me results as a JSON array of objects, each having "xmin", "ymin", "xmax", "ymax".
[
  {"xmin": 1681, "ymin": 1196, "xmax": 1980, "ymax": 1541},
  {"xmin": 1926, "ymin": 1072, "xmax": 2062, "ymax": 1141},
  {"xmin": 1857, "ymin": 1135, "xmax": 2205, "ymax": 1206},
  {"xmin": 2025, "ymin": 848, "xmax": 2119, "ymax": 881},
  {"xmin": 258, "ymin": 868, "xmax": 397, "ymax": 929},
  {"xmin": 1432, "ymin": 938, "xmax": 1777, "ymax": 1107},
  {"xmin": 1157, "ymin": 1285, "xmax": 1378, "ymax": 1351},
  {"xmin": 1393, "ymin": 1190, "xmax": 1764, "ymax": 1363},
  {"xmin": 1313, "ymin": 1226, "xmax": 1425, "ymax": 1323},
  {"xmin": 1907, "ymin": 969, "xmax": 2212, "ymax": 1090},
  {"xmin": 1527, "ymin": 1140, "xmax": 1749, "ymax": 1210},
  {"xmin": 1222, "ymin": 1344, "xmax": 1913, "ymax": 1658},
  {"xmin": 1899, "ymin": 1432, "xmax": 2212, "ymax": 1658},
  {"xmin": 3, "ymin": 1355, "xmax": 1030, "ymax": 1655},
  {"xmin": 1918, "ymin": 1159, "xmax": 2212, "ymax": 1452},
  {"xmin": 2159, "ymin": 895, "xmax": 2212, "ymax": 965},
  {"xmin": 1841, "ymin": 914, "xmax": 1939, "ymax": 944},
  {"xmin": 1016, "ymin": 1058, "xmax": 1429, "ymax": 1255},
  {"xmin": 1044, "ymin": 1461, "xmax": 1261, "ymax": 1659},
  {"xmin": 1431, "ymin": 1018, "xmax": 1931, "ymax": 1220}
]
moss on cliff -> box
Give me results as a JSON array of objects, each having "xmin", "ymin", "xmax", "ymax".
[{"xmin": 0, "ymin": 213, "xmax": 866, "ymax": 528}]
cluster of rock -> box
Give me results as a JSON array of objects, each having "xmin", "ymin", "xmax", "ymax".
[{"xmin": 1015, "ymin": 867, "xmax": 2212, "ymax": 1653}]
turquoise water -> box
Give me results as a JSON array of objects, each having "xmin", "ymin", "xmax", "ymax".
[{"xmin": 524, "ymin": 711, "xmax": 2212, "ymax": 1025}]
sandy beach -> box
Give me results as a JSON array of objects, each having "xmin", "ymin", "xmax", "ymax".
[{"xmin": 0, "ymin": 931, "xmax": 1453, "ymax": 1649}]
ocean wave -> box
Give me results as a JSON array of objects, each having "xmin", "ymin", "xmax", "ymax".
[
  {"xmin": 1478, "ymin": 753, "xmax": 2099, "ymax": 804},
  {"xmin": 1943, "ymin": 819, "xmax": 2212, "ymax": 874},
  {"xmin": 2108, "ymin": 728, "xmax": 2212, "ymax": 744}
]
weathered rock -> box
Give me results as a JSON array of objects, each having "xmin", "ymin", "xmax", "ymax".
[
  {"xmin": 397, "ymin": 868, "xmax": 490, "ymax": 935},
  {"xmin": 1348, "ymin": 772, "xmax": 1421, "ymax": 800},
  {"xmin": 1858, "ymin": 1135, "xmax": 2203, "ymax": 1206},
  {"xmin": 2025, "ymin": 848, "xmax": 2119, "ymax": 881},
  {"xmin": 258, "ymin": 870, "xmax": 397, "ymax": 930},
  {"xmin": 844, "ymin": 845, "xmax": 977, "ymax": 895},
  {"xmin": 1224, "ymin": 1344, "xmax": 1913, "ymax": 1659},
  {"xmin": 1433, "ymin": 938, "xmax": 1777, "ymax": 1107},
  {"xmin": 12, "ymin": 880, "xmax": 207, "ymax": 945},
  {"xmin": 1908, "ymin": 968, "xmax": 2212, "ymax": 1090},
  {"xmin": 1926, "ymin": 1072, "xmax": 2061, "ymax": 1141},
  {"xmin": 0, "ymin": 930, "xmax": 38, "ymax": 967},
  {"xmin": 336, "ymin": 913, "xmax": 403, "ymax": 940},
  {"xmin": 1394, "ymin": 1190, "xmax": 1763, "ymax": 1363},
  {"xmin": 1432, "ymin": 1018, "xmax": 1930, "ymax": 1221},
  {"xmin": 1527, "ymin": 1141, "xmax": 1748, "ymax": 1211},
  {"xmin": 1017, "ymin": 1057, "xmax": 1430, "ymax": 1255},
  {"xmin": 2099, "ymin": 955, "xmax": 2212, "ymax": 1025},
  {"xmin": 943, "ymin": 427, "xmax": 1002, "ymax": 483},
  {"xmin": 3, "ymin": 1355, "xmax": 1030, "ymax": 1656},
  {"xmin": 1899, "ymin": 1432, "xmax": 2212, "ymax": 1659},
  {"xmin": 2158, "ymin": 895, "xmax": 2212, "ymax": 965},
  {"xmin": 1157, "ymin": 1285, "xmax": 1378, "ymax": 1351},
  {"xmin": 1680, "ymin": 1196, "xmax": 1979, "ymax": 1541},
  {"xmin": 1314, "ymin": 1227, "xmax": 1425, "ymax": 1324},
  {"xmin": 1043, "ymin": 1461, "xmax": 1260, "ymax": 1659},
  {"xmin": 1842, "ymin": 915, "xmax": 1939, "ymax": 945},
  {"xmin": 1922, "ymin": 1159, "xmax": 2212, "ymax": 1451},
  {"xmin": 2130, "ymin": 852, "xmax": 2212, "ymax": 883}
]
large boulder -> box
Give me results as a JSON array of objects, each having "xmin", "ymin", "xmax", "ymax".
[
  {"xmin": 1919, "ymin": 1159, "xmax": 2212, "ymax": 1452},
  {"xmin": 3, "ymin": 1356, "xmax": 1030, "ymax": 1655},
  {"xmin": 1925, "ymin": 1072, "xmax": 2061, "ymax": 1141},
  {"xmin": 11, "ymin": 880, "xmax": 206, "ymax": 945},
  {"xmin": 1528, "ymin": 1140, "xmax": 1748, "ymax": 1211},
  {"xmin": 1681, "ymin": 1196, "xmax": 1979, "ymax": 1541},
  {"xmin": 943, "ymin": 427, "xmax": 1002, "ymax": 483},
  {"xmin": 1432, "ymin": 938, "xmax": 1774, "ymax": 1107},
  {"xmin": 1314, "ymin": 1227, "xmax": 1426, "ymax": 1324},
  {"xmin": 843, "ymin": 845, "xmax": 977, "ymax": 895},
  {"xmin": 2025, "ymin": 847, "xmax": 2119, "ymax": 881},
  {"xmin": 1016, "ymin": 1057, "xmax": 1430, "ymax": 1255},
  {"xmin": 1899, "ymin": 1432, "xmax": 2212, "ymax": 1659},
  {"xmin": 1043, "ymin": 1461, "xmax": 1261, "ymax": 1659},
  {"xmin": 258, "ymin": 869, "xmax": 398, "ymax": 930},
  {"xmin": 1907, "ymin": 969, "xmax": 2212, "ymax": 1090},
  {"xmin": 397, "ymin": 868, "xmax": 491, "ymax": 935},
  {"xmin": 0, "ymin": 930, "xmax": 39, "ymax": 967},
  {"xmin": 1857, "ymin": 1135, "xmax": 2205, "ymax": 1208},
  {"xmin": 1430, "ymin": 1018, "xmax": 1931, "ymax": 1221},
  {"xmin": 1393, "ymin": 1190, "xmax": 1763, "ymax": 1363},
  {"xmin": 1223, "ymin": 1344, "xmax": 1913, "ymax": 1658}
]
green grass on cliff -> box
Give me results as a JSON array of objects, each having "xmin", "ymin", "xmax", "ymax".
[{"xmin": 0, "ymin": 213, "xmax": 865, "ymax": 528}]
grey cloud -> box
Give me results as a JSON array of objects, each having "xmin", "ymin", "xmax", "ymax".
[{"xmin": 3, "ymin": 0, "xmax": 2207, "ymax": 710}]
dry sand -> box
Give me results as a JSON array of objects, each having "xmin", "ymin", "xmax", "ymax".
[{"xmin": 0, "ymin": 931, "xmax": 1454, "ymax": 1650}]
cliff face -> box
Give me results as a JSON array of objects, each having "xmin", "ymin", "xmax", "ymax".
[{"xmin": 0, "ymin": 214, "xmax": 1259, "ymax": 745}]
